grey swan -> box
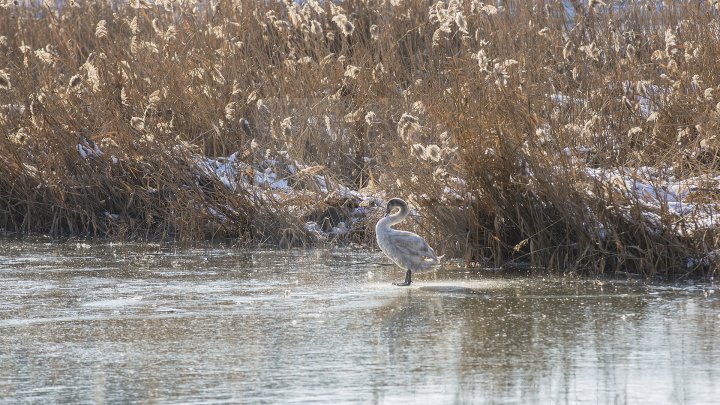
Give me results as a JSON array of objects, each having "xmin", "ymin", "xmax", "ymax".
[{"xmin": 376, "ymin": 198, "xmax": 442, "ymax": 286}]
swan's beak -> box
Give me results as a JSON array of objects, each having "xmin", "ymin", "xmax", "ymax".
[{"xmin": 384, "ymin": 206, "xmax": 391, "ymax": 216}]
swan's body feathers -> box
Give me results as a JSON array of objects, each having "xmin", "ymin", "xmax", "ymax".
[{"xmin": 377, "ymin": 230, "xmax": 440, "ymax": 272}]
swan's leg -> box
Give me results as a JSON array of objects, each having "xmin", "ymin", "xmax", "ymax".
[{"xmin": 393, "ymin": 269, "xmax": 412, "ymax": 286}]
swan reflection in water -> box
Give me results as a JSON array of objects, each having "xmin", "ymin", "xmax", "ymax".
[{"xmin": 375, "ymin": 198, "xmax": 443, "ymax": 286}]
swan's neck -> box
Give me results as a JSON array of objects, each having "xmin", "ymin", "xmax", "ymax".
[{"xmin": 377, "ymin": 205, "xmax": 409, "ymax": 231}]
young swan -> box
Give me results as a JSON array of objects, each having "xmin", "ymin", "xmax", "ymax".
[{"xmin": 375, "ymin": 198, "xmax": 442, "ymax": 286}]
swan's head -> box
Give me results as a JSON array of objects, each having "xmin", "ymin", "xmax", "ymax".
[{"xmin": 385, "ymin": 198, "xmax": 407, "ymax": 216}]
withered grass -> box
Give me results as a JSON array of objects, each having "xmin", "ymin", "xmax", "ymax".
[{"xmin": 1, "ymin": 1, "xmax": 719, "ymax": 279}]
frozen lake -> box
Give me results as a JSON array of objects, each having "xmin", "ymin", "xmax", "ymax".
[{"xmin": 0, "ymin": 241, "xmax": 718, "ymax": 404}]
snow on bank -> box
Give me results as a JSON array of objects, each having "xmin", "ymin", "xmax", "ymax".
[
  {"xmin": 72, "ymin": 137, "xmax": 390, "ymax": 240},
  {"xmin": 188, "ymin": 148, "xmax": 388, "ymax": 239},
  {"xmin": 71, "ymin": 135, "xmax": 718, "ymax": 256},
  {"xmin": 190, "ymin": 151, "xmax": 388, "ymax": 239},
  {"xmin": 193, "ymin": 151, "xmax": 292, "ymax": 192},
  {"xmin": 585, "ymin": 166, "xmax": 720, "ymax": 235}
]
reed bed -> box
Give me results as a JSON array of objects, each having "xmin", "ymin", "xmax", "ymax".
[{"xmin": 1, "ymin": 0, "xmax": 719, "ymax": 279}]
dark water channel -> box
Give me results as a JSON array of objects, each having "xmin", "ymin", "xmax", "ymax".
[{"xmin": 0, "ymin": 241, "xmax": 718, "ymax": 404}]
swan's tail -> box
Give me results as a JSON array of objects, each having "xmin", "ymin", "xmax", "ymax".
[{"xmin": 420, "ymin": 254, "xmax": 444, "ymax": 270}]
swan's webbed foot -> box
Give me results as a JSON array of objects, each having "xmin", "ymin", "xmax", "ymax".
[{"xmin": 392, "ymin": 269, "xmax": 412, "ymax": 286}]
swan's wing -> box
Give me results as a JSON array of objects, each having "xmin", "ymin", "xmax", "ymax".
[{"xmin": 386, "ymin": 230, "xmax": 438, "ymax": 260}]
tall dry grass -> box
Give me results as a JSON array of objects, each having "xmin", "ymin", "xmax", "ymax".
[{"xmin": 1, "ymin": 0, "xmax": 719, "ymax": 279}]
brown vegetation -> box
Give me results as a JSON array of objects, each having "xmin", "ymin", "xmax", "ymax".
[{"xmin": 1, "ymin": 0, "xmax": 719, "ymax": 279}]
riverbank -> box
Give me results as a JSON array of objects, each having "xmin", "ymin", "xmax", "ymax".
[{"xmin": 1, "ymin": 1, "xmax": 719, "ymax": 279}]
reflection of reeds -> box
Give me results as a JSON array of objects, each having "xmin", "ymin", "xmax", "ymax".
[{"xmin": 0, "ymin": 1, "xmax": 718, "ymax": 278}]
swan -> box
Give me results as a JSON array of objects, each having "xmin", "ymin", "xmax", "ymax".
[{"xmin": 376, "ymin": 198, "xmax": 442, "ymax": 286}]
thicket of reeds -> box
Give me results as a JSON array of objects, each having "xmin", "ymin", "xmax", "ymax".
[{"xmin": 1, "ymin": 0, "xmax": 719, "ymax": 279}]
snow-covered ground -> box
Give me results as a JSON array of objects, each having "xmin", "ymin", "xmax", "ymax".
[{"xmin": 585, "ymin": 166, "xmax": 720, "ymax": 235}]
